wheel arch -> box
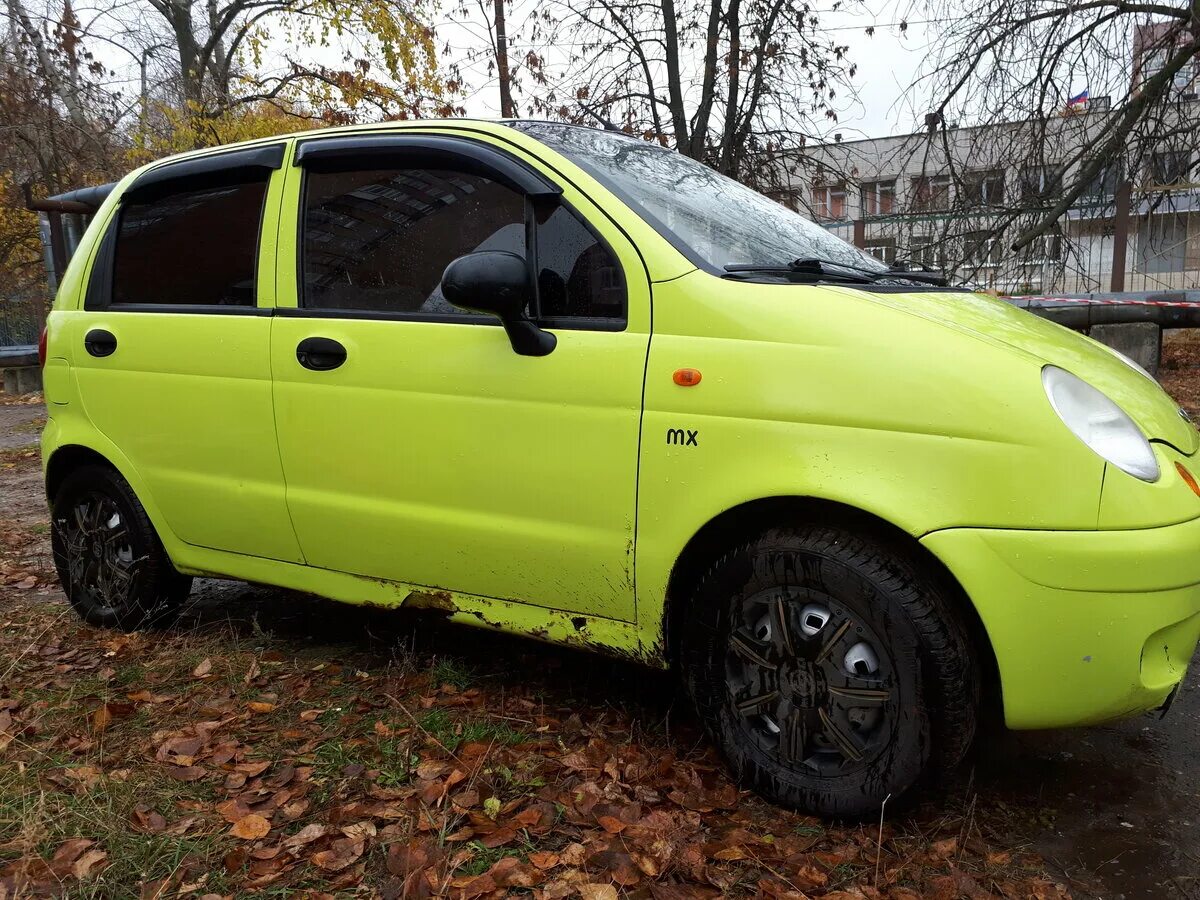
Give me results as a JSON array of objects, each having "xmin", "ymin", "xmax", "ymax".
[
  {"xmin": 660, "ymin": 495, "xmax": 1002, "ymax": 719},
  {"xmin": 45, "ymin": 444, "xmax": 116, "ymax": 503}
]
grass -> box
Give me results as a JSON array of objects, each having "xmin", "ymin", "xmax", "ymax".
[
  {"xmin": 456, "ymin": 840, "xmax": 529, "ymax": 877},
  {"xmin": 428, "ymin": 657, "xmax": 476, "ymax": 690},
  {"xmin": 417, "ymin": 709, "xmax": 528, "ymax": 753}
]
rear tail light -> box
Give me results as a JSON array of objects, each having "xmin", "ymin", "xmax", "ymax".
[{"xmin": 38, "ymin": 326, "xmax": 48, "ymax": 368}]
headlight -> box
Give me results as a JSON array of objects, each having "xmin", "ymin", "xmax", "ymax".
[{"xmin": 1042, "ymin": 365, "xmax": 1159, "ymax": 482}]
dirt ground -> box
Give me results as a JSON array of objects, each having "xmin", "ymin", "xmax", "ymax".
[{"xmin": 0, "ymin": 335, "xmax": 1198, "ymax": 898}]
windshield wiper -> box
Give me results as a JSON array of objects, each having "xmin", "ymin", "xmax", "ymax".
[
  {"xmin": 723, "ymin": 262, "xmax": 874, "ymax": 284},
  {"xmin": 792, "ymin": 258, "xmax": 950, "ymax": 286},
  {"xmin": 724, "ymin": 258, "xmax": 949, "ymax": 287}
]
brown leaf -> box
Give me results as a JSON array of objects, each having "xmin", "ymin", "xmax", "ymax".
[
  {"xmin": 529, "ymin": 851, "xmax": 560, "ymax": 870},
  {"xmin": 229, "ymin": 814, "xmax": 272, "ymax": 840},
  {"xmin": 479, "ymin": 826, "xmax": 517, "ymax": 849},
  {"xmin": 311, "ymin": 837, "xmax": 365, "ymax": 872},
  {"xmin": 130, "ymin": 804, "xmax": 167, "ymax": 834},
  {"xmin": 931, "ymin": 837, "xmax": 958, "ymax": 858},
  {"xmin": 793, "ymin": 864, "xmax": 829, "ymax": 891},
  {"xmin": 192, "ymin": 658, "xmax": 213, "ymax": 678},
  {"xmin": 283, "ymin": 823, "xmax": 328, "ymax": 850},
  {"xmin": 165, "ymin": 765, "xmax": 206, "ymax": 782},
  {"xmin": 487, "ymin": 856, "xmax": 542, "ymax": 888},
  {"xmin": 578, "ymin": 886, "xmax": 618, "ymax": 900},
  {"xmin": 597, "ymin": 815, "xmax": 626, "ymax": 834}
]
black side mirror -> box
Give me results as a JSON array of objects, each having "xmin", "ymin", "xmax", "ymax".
[{"xmin": 441, "ymin": 251, "xmax": 556, "ymax": 357}]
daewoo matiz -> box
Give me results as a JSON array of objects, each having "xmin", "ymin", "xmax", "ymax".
[{"xmin": 40, "ymin": 120, "xmax": 1200, "ymax": 816}]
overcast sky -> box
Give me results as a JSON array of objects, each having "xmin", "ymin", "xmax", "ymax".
[{"xmin": 435, "ymin": 0, "xmax": 937, "ymax": 141}]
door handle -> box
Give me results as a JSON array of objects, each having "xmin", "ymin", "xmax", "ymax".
[
  {"xmin": 84, "ymin": 329, "xmax": 117, "ymax": 358},
  {"xmin": 296, "ymin": 336, "xmax": 347, "ymax": 371}
]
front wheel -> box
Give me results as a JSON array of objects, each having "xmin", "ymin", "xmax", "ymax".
[
  {"xmin": 681, "ymin": 524, "xmax": 978, "ymax": 817},
  {"xmin": 51, "ymin": 464, "xmax": 192, "ymax": 631}
]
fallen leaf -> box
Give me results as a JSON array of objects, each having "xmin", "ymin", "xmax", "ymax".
[
  {"xmin": 192, "ymin": 658, "xmax": 213, "ymax": 677},
  {"xmin": 579, "ymin": 885, "xmax": 618, "ymax": 900},
  {"xmin": 165, "ymin": 766, "xmax": 206, "ymax": 782},
  {"xmin": 230, "ymin": 814, "xmax": 271, "ymax": 840}
]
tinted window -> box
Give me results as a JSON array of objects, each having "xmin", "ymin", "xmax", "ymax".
[
  {"xmin": 302, "ymin": 168, "xmax": 525, "ymax": 314},
  {"xmin": 535, "ymin": 206, "xmax": 624, "ymax": 319},
  {"xmin": 112, "ymin": 180, "xmax": 266, "ymax": 306}
]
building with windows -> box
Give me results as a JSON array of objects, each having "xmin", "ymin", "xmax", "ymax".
[{"xmin": 773, "ymin": 27, "xmax": 1200, "ymax": 294}]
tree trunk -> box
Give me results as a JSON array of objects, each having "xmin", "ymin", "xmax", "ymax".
[
  {"xmin": 659, "ymin": 0, "xmax": 690, "ymax": 153},
  {"xmin": 6, "ymin": 0, "xmax": 89, "ymax": 128},
  {"xmin": 493, "ymin": 0, "xmax": 514, "ymax": 117}
]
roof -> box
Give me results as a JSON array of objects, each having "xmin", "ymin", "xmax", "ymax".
[{"xmin": 40, "ymin": 118, "xmax": 602, "ymax": 212}]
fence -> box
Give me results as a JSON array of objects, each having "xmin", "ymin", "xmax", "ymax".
[
  {"xmin": 831, "ymin": 181, "xmax": 1200, "ymax": 295},
  {"xmin": 0, "ymin": 296, "xmax": 44, "ymax": 349}
]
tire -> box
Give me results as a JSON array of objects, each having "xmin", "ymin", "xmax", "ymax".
[
  {"xmin": 680, "ymin": 523, "xmax": 978, "ymax": 818},
  {"xmin": 50, "ymin": 464, "xmax": 192, "ymax": 630}
]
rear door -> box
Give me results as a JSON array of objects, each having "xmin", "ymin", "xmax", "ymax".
[
  {"xmin": 67, "ymin": 144, "xmax": 304, "ymax": 562},
  {"xmin": 269, "ymin": 132, "xmax": 650, "ymax": 620}
]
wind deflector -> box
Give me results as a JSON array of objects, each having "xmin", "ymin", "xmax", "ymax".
[
  {"xmin": 294, "ymin": 134, "xmax": 562, "ymax": 198},
  {"xmin": 123, "ymin": 143, "xmax": 286, "ymax": 204}
]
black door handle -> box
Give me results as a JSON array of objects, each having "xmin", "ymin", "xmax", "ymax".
[
  {"xmin": 84, "ymin": 328, "xmax": 117, "ymax": 358},
  {"xmin": 296, "ymin": 336, "xmax": 347, "ymax": 371}
]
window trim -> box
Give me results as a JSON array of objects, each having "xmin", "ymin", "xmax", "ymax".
[
  {"xmin": 293, "ymin": 140, "xmax": 628, "ymax": 332},
  {"xmin": 86, "ymin": 150, "xmax": 280, "ymax": 312}
]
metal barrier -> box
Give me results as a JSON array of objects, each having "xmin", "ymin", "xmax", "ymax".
[{"xmin": 0, "ymin": 296, "xmax": 44, "ymax": 348}]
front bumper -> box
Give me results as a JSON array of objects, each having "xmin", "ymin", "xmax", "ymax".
[{"xmin": 922, "ymin": 515, "xmax": 1200, "ymax": 729}]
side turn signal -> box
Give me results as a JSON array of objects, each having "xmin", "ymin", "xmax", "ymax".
[
  {"xmin": 673, "ymin": 368, "xmax": 702, "ymax": 387},
  {"xmin": 1176, "ymin": 462, "xmax": 1200, "ymax": 498}
]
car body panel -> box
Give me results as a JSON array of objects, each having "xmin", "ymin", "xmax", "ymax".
[{"xmin": 922, "ymin": 515, "xmax": 1200, "ymax": 728}]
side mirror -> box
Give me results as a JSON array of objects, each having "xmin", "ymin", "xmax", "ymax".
[{"xmin": 441, "ymin": 251, "xmax": 556, "ymax": 357}]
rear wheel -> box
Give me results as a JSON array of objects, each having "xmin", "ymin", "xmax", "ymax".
[
  {"xmin": 51, "ymin": 464, "xmax": 192, "ymax": 630},
  {"xmin": 681, "ymin": 524, "xmax": 978, "ymax": 817}
]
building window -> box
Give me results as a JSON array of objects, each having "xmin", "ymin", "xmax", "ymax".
[
  {"xmin": 963, "ymin": 230, "xmax": 1002, "ymax": 267},
  {"xmin": 860, "ymin": 180, "xmax": 896, "ymax": 216},
  {"xmin": 1082, "ymin": 161, "xmax": 1123, "ymax": 201},
  {"xmin": 864, "ymin": 238, "xmax": 897, "ymax": 264},
  {"xmin": 1019, "ymin": 165, "xmax": 1062, "ymax": 202},
  {"xmin": 1149, "ymin": 151, "xmax": 1192, "ymax": 186},
  {"xmin": 911, "ymin": 175, "xmax": 951, "ymax": 211},
  {"xmin": 1138, "ymin": 216, "xmax": 1187, "ymax": 274},
  {"xmin": 964, "ymin": 170, "xmax": 1005, "ymax": 207},
  {"xmin": 908, "ymin": 234, "xmax": 948, "ymax": 269},
  {"xmin": 811, "ymin": 182, "xmax": 847, "ymax": 220}
]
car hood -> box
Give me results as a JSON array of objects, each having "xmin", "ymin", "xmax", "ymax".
[{"xmin": 844, "ymin": 287, "xmax": 1199, "ymax": 455}]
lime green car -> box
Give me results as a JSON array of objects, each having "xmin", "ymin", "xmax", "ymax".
[{"xmin": 40, "ymin": 120, "xmax": 1200, "ymax": 816}]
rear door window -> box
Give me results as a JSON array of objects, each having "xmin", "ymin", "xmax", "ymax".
[{"xmin": 112, "ymin": 180, "xmax": 268, "ymax": 307}]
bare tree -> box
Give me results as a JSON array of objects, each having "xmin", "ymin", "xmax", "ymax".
[
  {"xmin": 914, "ymin": 1, "xmax": 1199, "ymax": 253},
  {"xmin": 519, "ymin": 0, "xmax": 857, "ymax": 186}
]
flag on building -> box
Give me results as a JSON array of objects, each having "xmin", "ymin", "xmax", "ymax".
[{"xmin": 1067, "ymin": 89, "xmax": 1089, "ymax": 108}]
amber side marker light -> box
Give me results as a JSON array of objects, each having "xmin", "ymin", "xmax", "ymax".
[
  {"xmin": 1176, "ymin": 462, "xmax": 1200, "ymax": 498},
  {"xmin": 673, "ymin": 368, "xmax": 702, "ymax": 387}
]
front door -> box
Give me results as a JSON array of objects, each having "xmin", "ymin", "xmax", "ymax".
[
  {"xmin": 269, "ymin": 133, "xmax": 649, "ymax": 620},
  {"xmin": 68, "ymin": 145, "xmax": 304, "ymax": 563}
]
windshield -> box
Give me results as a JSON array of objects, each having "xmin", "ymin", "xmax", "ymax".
[{"xmin": 507, "ymin": 121, "xmax": 887, "ymax": 274}]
